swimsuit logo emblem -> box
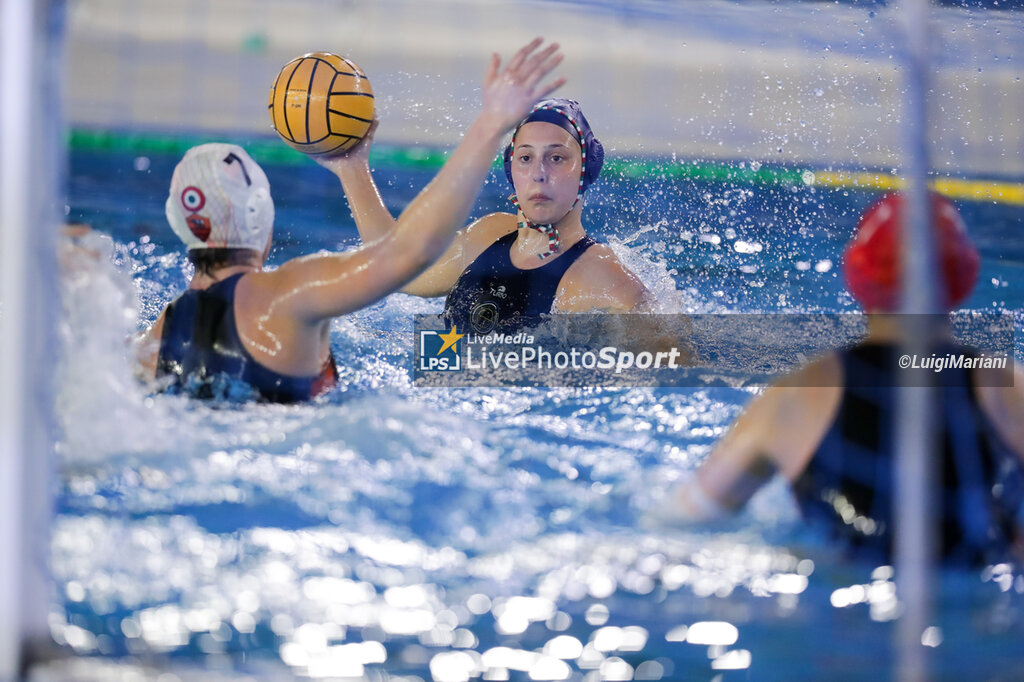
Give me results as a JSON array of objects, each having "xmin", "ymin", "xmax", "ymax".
[
  {"xmin": 418, "ymin": 326, "xmax": 464, "ymax": 372},
  {"xmin": 470, "ymin": 302, "xmax": 500, "ymax": 334},
  {"xmin": 489, "ymin": 284, "xmax": 508, "ymax": 299}
]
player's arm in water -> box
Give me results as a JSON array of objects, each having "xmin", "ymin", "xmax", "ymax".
[
  {"xmin": 255, "ymin": 39, "xmax": 565, "ymax": 321},
  {"xmin": 976, "ymin": 365, "xmax": 1024, "ymax": 554},
  {"xmin": 57, "ymin": 225, "xmax": 163, "ymax": 379},
  {"xmin": 650, "ymin": 356, "xmax": 1024, "ymax": 526},
  {"xmin": 647, "ymin": 357, "xmax": 842, "ymax": 524},
  {"xmin": 975, "ymin": 365, "xmax": 1024, "ymax": 465}
]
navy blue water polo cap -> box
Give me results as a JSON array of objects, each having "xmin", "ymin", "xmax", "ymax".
[{"xmin": 503, "ymin": 98, "xmax": 605, "ymax": 195}]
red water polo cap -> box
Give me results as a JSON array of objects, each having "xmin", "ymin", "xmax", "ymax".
[{"xmin": 842, "ymin": 192, "xmax": 979, "ymax": 312}]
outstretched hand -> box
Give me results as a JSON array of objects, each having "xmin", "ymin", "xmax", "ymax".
[
  {"xmin": 480, "ymin": 37, "xmax": 566, "ymax": 131},
  {"xmin": 314, "ymin": 118, "xmax": 379, "ymax": 172}
]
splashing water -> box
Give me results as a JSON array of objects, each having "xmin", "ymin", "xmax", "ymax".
[{"xmin": 47, "ymin": 141, "xmax": 1024, "ymax": 680}]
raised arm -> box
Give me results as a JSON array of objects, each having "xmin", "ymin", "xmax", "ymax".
[
  {"xmin": 318, "ymin": 119, "xmax": 397, "ymax": 246},
  {"xmin": 318, "ymin": 148, "xmax": 514, "ymax": 298},
  {"xmin": 262, "ymin": 38, "xmax": 566, "ymax": 322}
]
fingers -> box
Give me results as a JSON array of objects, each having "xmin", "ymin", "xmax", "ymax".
[
  {"xmin": 346, "ymin": 120, "xmax": 379, "ymax": 155},
  {"xmin": 505, "ymin": 37, "xmax": 543, "ymax": 75},
  {"xmin": 493, "ymin": 39, "xmax": 563, "ymax": 104},
  {"xmin": 504, "ymin": 40, "xmax": 560, "ymax": 88},
  {"xmin": 483, "ymin": 53, "xmax": 500, "ymax": 87},
  {"xmin": 520, "ymin": 42, "xmax": 560, "ymax": 83},
  {"xmin": 364, "ymin": 118, "xmax": 380, "ymax": 140},
  {"xmin": 340, "ymin": 125, "xmax": 375, "ymax": 156},
  {"xmin": 478, "ymin": 38, "xmax": 566, "ymax": 128},
  {"xmin": 522, "ymin": 51, "xmax": 563, "ymax": 92},
  {"xmin": 310, "ymin": 153, "xmax": 338, "ymax": 169},
  {"xmin": 311, "ymin": 122, "xmax": 376, "ymax": 166},
  {"xmin": 535, "ymin": 75, "xmax": 567, "ymax": 101}
]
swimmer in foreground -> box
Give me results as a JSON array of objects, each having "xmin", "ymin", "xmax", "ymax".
[
  {"xmin": 318, "ymin": 92, "xmax": 655, "ymax": 335},
  {"xmin": 134, "ymin": 39, "xmax": 566, "ymax": 401},
  {"xmin": 649, "ymin": 192, "xmax": 1024, "ymax": 565}
]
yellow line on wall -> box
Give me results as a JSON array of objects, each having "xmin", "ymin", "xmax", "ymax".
[{"xmin": 813, "ymin": 170, "xmax": 1024, "ymax": 206}]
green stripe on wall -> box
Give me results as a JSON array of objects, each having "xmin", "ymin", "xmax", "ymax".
[{"xmin": 68, "ymin": 129, "xmax": 1024, "ymax": 206}]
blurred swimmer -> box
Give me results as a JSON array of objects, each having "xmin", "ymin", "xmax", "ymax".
[
  {"xmin": 319, "ymin": 89, "xmax": 654, "ymax": 335},
  {"xmin": 650, "ymin": 192, "xmax": 1024, "ymax": 565},
  {"xmin": 134, "ymin": 39, "xmax": 566, "ymax": 401}
]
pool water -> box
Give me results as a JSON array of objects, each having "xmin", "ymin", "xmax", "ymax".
[{"xmin": 51, "ymin": 145, "xmax": 1024, "ymax": 681}]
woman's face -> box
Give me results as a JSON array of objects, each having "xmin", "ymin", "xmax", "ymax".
[{"xmin": 509, "ymin": 121, "xmax": 582, "ymax": 225}]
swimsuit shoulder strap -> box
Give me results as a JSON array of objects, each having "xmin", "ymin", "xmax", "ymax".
[{"xmin": 561, "ymin": 234, "xmax": 598, "ymax": 262}]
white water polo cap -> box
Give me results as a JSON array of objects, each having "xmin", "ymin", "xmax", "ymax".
[{"xmin": 165, "ymin": 143, "xmax": 275, "ymax": 252}]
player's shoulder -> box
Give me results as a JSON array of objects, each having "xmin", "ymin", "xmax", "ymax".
[
  {"xmin": 567, "ymin": 241, "xmax": 635, "ymax": 285},
  {"xmin": 466, "ymin": 211, "xmax": 517, "ymax": 244},
  {"xmin": 559, "ymin": 241, "xmax": 648, "ymax": 313}
]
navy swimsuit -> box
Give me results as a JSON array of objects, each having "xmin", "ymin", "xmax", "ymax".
[
  {"xmin": 793, "ymin": 343, "xmax": 1023, "ymax": 564},
  {"xmin": 156, "ymin": 273, "xmax": 338, "ymax": 403},
  {"xmin": 443, "ymin": 232, "xmax": 597, "ymax": 334}
]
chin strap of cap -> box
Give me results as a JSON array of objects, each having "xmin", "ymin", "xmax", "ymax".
[{"xmin": 509, "ymin": 193, "xmax": 561, "ymax": 260}]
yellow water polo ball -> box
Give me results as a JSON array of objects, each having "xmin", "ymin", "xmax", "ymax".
[{"xmin": 268, "ymin": 52, "xmax": 375, "ymax": 156}]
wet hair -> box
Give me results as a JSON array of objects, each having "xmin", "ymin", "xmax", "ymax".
[{"xmin": 188, "ymin": 248, "xmax": 261, "ymax": 277}]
